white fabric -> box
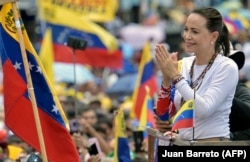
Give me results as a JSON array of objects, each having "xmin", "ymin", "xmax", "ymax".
[
  {"xmin": 119, "ymin": 23, "xmax": 166, "ymax": 51},
  {"xmin": 174, "ymin": 54, "xmax": 239, "ymax": 140}
]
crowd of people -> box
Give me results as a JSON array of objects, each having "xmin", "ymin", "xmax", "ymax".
[{"xmin": 1, "ymin": 0, "xmax": 250, "ymax": 162}]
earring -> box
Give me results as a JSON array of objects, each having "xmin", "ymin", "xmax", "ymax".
[{"xmin": 211, "ymin": 41, "xmax": 214, "ymax": 45}]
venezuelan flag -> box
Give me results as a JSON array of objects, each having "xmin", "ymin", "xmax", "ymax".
[
  {"xmin": 0, "ymin": 4, "xmax": 79, "ymax": 162},
  {"xmin": 131, "ymin": 41, "xmax": 158, "ymax": 120},
  {"xmin": 44, "ymin": 22, "xmax": 122, "ymax": 69},
  {"xmin": 171, "ymin": 99, "xmax": 194, "ymax": 131},
  {"xmin": 138, "ymin": 86, "xmax": 156, "ymax": 131},
  {"xmin": 113, "ymin": 108, "xmax": 131, "ymax": 162},
  {"xmin": 38, "ymin": 0, "xmax": 122, "ymax": 69}
]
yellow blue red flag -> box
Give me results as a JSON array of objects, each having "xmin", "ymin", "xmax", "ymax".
[
  {"xmin": 138, "ymin": 86, "xmax": 156, "ymax": 131},
  {"xmin": 131, "ymin": 41, "xmax": 158, "ymax": 120},
  {"xmin": 114, "ymin": 108, "xmax": 131, "ymax": 162},
  {"xmin": 38, "ymin": 0, "xmax": 122, "ymax": 69},
  {"xmin": 0, "ymin": 4, "xmax": 79, "ymax": 162},
  {"xmin": 171, "ymin": 99, "xmax": 194, "ymax": 131}
]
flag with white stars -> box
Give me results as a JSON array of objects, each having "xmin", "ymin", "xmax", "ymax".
[{"xmin": 0, "ymin": 3, "xmax": 80, "ymax": 162}]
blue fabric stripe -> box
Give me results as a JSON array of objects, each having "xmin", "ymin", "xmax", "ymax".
[
  {"xmin": 0, "ymin": 23, "xmax": 65, "ymax": 127},
  {"xmin": 43, "ymin": 22, "xmax": 106, "ymax": 49}
]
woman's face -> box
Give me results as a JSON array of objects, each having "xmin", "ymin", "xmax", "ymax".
[{"xmin": 182, "ymin": 13, "xmax": 214, "ymax": 55}]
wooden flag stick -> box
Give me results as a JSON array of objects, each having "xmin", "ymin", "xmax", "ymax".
[
  {"xmin": 10, "ymin": 2, "xmax": 48, "ymax": 162},
  {"xmin": 148, "ymin": 135, "xmax": 155, "ymax": 162}
]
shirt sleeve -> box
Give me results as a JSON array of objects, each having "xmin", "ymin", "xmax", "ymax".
[{"xmin": 156, "ymin": 85, "xmax": 176, "ymax": 121}]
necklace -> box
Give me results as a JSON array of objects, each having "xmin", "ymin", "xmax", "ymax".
[
  {"xmin": 189, "ymin": 53, "xmax": 217, "ymax": 89},
  {"xmin": 180, "ymin": 53, "xmax": 217, "ymax": 106}
]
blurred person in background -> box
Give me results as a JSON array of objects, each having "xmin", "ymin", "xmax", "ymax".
[
  {"xmin": 0, "ymin": 129, "xmax": 11, "ymax": 162},
  {"xmin": 80, "ymin": 107, "xmax": 98, "ymax": 127},
  {"xmin": 6, "ymin": 135, "xmax": 33, "ymax": 161},
  {"xmin": 228, "ymin": 50, "xmax": 250, "ymax": 140}
]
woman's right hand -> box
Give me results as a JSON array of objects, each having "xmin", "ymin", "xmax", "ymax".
[{"xmin": 155, "ymin": 44, "xmax": 179, "ymax": 86}]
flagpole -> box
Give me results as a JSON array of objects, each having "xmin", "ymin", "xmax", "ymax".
[
  {"xmin": 66, "ymin": 36, "xmax": 87, "ymax": 118},
  {"xmin": 192, "ymin": 88, "xmax": 196, "ymax": 141},
  {"xmin": 148, "ymin": 133, "xmax": 156, "ymax": 162},
  {"xmin": 72, "ymin": 48, "xmax": 78, "ymax": 118},
  {"xmin": 11, "ymin": 2, "xmax": 48, "ymax": 162}
]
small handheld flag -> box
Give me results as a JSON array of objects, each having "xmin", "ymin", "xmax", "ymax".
[{"xmin": 171, "ymin": 99, "xmax": 194, "ymax": 131}]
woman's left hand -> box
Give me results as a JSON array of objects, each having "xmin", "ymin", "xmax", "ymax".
[{"xmin": 154, "ymin": 115, "xmax": 172, "ymax": 133}]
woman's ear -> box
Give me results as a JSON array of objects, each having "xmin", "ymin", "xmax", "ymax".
[{"xmin": 212, "ymin": 31, "xmax": 219, "ymax": 43}]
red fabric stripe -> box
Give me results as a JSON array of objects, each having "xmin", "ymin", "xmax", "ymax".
[
  {"xmin": 156, "ymin": 97, "xmax": 171, "ymax": 116},
  {"xmin": 171, "ymin": 119, "xmax": 193, "ymax": 131},
  {"xmin": 134, "ymin": 77, "xmax": 158, "ymax": 119},
  {"xmin": 53, "ymin": 44, "xmax": 123, "ymax": 69},
  {"xmin": 147, "ymin": 110, "xmax": 156, "ymax": 128},
  {"xmin": 3, "ymin": 58, "xmax": 80, "ymax": 162},
  {"xmin": 3, "ymin": 60, "xmax": 27, "ymax": 112},
  {"xmin": 5, "ymin": 98, "xmax": 79, "ymax": 162}
]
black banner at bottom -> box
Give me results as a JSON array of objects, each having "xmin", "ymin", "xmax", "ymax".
[{"xmin": 157, "ymin": 146, "xmax": 250, "ymax": 161}]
